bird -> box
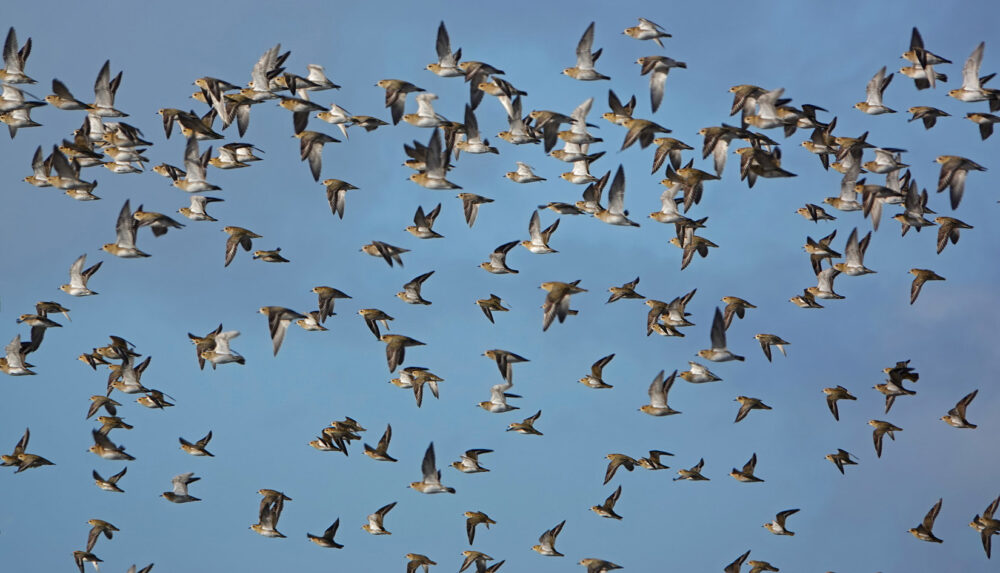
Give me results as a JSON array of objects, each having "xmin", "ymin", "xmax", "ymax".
[
  {"xmin": 405, "ymin": 553, "xmax": 436, "ymax": 573},
  {"xmin": 361, "ymin": 240, "xmax": 410, "ymax": 267},
  {"xmin": 909, "ymin": 499, "xmax": 944, "ymax": 543},
  {"xmin": 935, "ymin": 155, "xmax": 986, "ymax": 209},
  {"xmin": 721, "ymin": 296, "xmax": 755, "ymax": 329},
  {"xmin": 636, "ymin": 450, "xmax": 673, "ymax": 470},
  {"xmin": 522, "ymin": 210, "xmax": 560, "ymax": 254},
  {"xmin": 907, "ymin": 106, "xmax": 949, "ymax": 129},
  {"xmin": 296, "ymin": 311, "xmax": 328, "ymax": 332},
  {"xmin": 406, "ymin": 204, "xmax": 443, "ymax": 239},
  {"xmin": 45, "ymin": 78, "xmax": 87, "ymax": 110},
  {"xmin": 730, "ymin": 453, "xmax": 764, "ymax": 482},
  {"xmin": 188, "ymin": 324, "xmax": 225, "ymax": 367},
  {"xmin": 621, "ymin": 116, "xmax": 672, "ymax": 150},
  {"xmin": 734, "ymin": 396, "xmax": 771, "ymax": 423},
  {"xmin": 674, "ymin": 458, "xmax": 709, "ymax": 481},
  {"xmin": 258, "ymin": 306, "xmax": 306, "ymax": 355},
  {"xmin": 363, "ymin": 424, "xmax": 397, "ymax": 462},
  {"xmin": 92, "ymin": 467, "xmax": 127, "ymax": 493},
  {"xmin": 481, "ymin": 241, "xmax": 519, "ymax": 274},
  {"xmin": 89, "ymin": 429, "xmax": 134, "ymax": 461},
  {"xmin": 102, "ymin": 200, "xmax": 149, "ymax": 258},
  {"xmin": 595, "ymin": 166, "xmax": 640, "ymax": 227},
  {"xmin": 1, "ymin": 427, "xmax": 30, "ymax": 466},
  {"xmin": 823, "ymin": 386, "xmax": 857, "ymax": 421},
  {"xmin": 223, "ymin": 226, "xmax": 262, "ymax": 267},
  {"xmin": 136, "ymin": 389, "xmax": 174, "ymax": 409},
  {"xmin": 935, "ymin": 217, "xmax": 973, "ymax": 255},
  {"xmin": 427, "ymin": 21, "xmax": 462, "ymax": 77},
  {"xmin": 747, "ymin": 560, "xmax": 780, "ymax": 573},
  {"xmin": 458, "ymin": 551, "xmax": 493, "ymax": 573},
  {"xmin": 753, "ymin": 334, "xmax": 790, "ymax": 362},
  {"xmin": 507, "ymin": 410, "xmax": 543, "ymax": 435},
  {"xmin": 579, "ymin": 559, "xmax": 622, "ymax": 573},
  {"xmin": 947, "ymin": 42, "xmax": 1000, "ymax": 108},
  {"xmin": 296, "ymin": 130, "xmax": 339, "ymax": 181},
  {"xmin": 178, "ymin": 195, "xmax": 224, "ymax": 222},
  {"xmin": 1, "ymin": 334, "xmax": 34, "ymax": 376},
  {"xmin": 724, "ymin": 550, "xmax": 752, "ymax": 573},
  {"xmin": 602, "ymin": 89, "xmax": 637, "ymax": 127},
  {"xmin": 607, "ymin": 277, "xmax": 643, "ymax": 303},
  {"xmin": 591, "ymin": 485, "xmax": 624, "ymax": 520},
  {"xmin": 381, "ymin": 334, "xmax": 425, "ymax": 372},
  {"xmin": 306, "ymin": 519, "xmax": 343, "ymax": 548},
  {"xmin": 909, "ymin": 269, "xmax": 945, "ymax": 304},
  {"xmin": 85, "ymin": 519, "xmax": 118, "ymax": 553},
  {"xmin": 902, "ymin": 27, "xmax": 951, "ymax": 89},
  {"xmin": 623, "ymin": 18, "xmax": 671, "ymax": 47},
  {"xmin": 451, "ymin": 449, "xmax": 493, "ymax": 473},
  {"xmin": 359, "ymin": 308, "xmax": 394, "ymax": 339},
  {"xmin": 854, "ymin": 67, "xmax": 895, "ymax": 114},
  {"xmin": 833, "ymin": 227, "xmax": 875, "ymax": 276},
  {"xmin": 397, "ymin": 271, "xmax": 434, "ymax": 305},
  {"xmin": 541, "ymin": 280, "xmax": 586, "ymax": 330},
  {"xmin": 942, "ymin": 389, "xmax": 978, "ymax": 428},
  {"xmin": 323, "ymin": 179, "xmax": 359, "ymax": 220},
  {"xmin": 579, "ymin": 353, "xmax": 615, "ymax": 389},
  {"xmin": 640, "ymin": 370, "xmax": 681, "ymax": 416},
  {"xmin": 0, "ymin": 27, "xmax": 35, "ymax": 84},
  {"xmin": 409, "ymin": 442, "xmax": 455, "ymax": 494},
  {"xmin": 199, "ymin": 330, "xmax": 245, "ymax": 369},
  {"xmin": 531, "ymin": 520, "xmax": 565, "ymax": 556},
  {"xmin": 679, "ymin": 361, "xmax": 721, "ymax": 384},
  {"xmin": 376, "ymin": 79, "xmax": 424, "ymax": 125},
  {"xmin": 808, "ymin": 267, "xmax": 844, "ymax": 300},
  {"xmin": 455, "ymin": 105, "xmax": 497, "ymax": 155},
  {"xmin": 478, "ymin": 379, "xmax": 520, "ymax": 413},
  {"xmin": 604, "ymin": 453, "xmax": 636, "ymax": 484},
  {"xmin": 650, "ymin": 137, "xmax": 693, "ymax": 175},
  {"xmin": 497, "ymin": 95, "xmax": 539, "ymax": 145},
  {"xmin": 403, "ymin": 92, "xmax": 447, "ymax": 128},
  {"xmin": 796, "ymin": 203, "xmax": 837, "ymax": 223},
  {"xmin": 465, "ymin": 511, "xmax": 496, "ymax": 544},
  {"xmin": 869, "ymin": 420, "xmax": 903, "ymax": 458},
  {"xmin": 409, "ymin": 129, "xmax": 460, "ymax": 189},
  {"xmin": 251, "ymin": 495, "xmax": 286, "ymax": 538},
  {"xmin": 362, "ymin": 501, "xmax": 397, "ymax": 535},
  {"xmin": 476, "ymin": 294, "xmax": 509, "ymax": 324},
  {"xmin": 458, "ymin": 193, "xmax": 493, "ymax": 227},
  {"xmin": 72, "ymin": 551, "xmax": 102, "ymax": 573},
  {"xmin": 637, "ymin": 56, "xmax": 686, "ymax": 112},
  {"xmin": 825, "ymin": 448, "xmax": 857, "ymax": 475},
  {"xmin": 179, "ymin": 431, "xmax": 214, "ymax": 457},
  {"xmin": 563, "ymin": 22, "xmax": 609, "ymax": 81},
  {"xmin": 971, "ymin": 495, "xmax": 1000, "ymax": 558},
  {"xmin": 698, "ymin": 308, "xmax": 745, "ymax": 362},
  {"xmin": 763, "ymin": 508, "xmax": 800, "ymax": 535},
  {"xmin": 252, "ymin": 248, "xmax": 289, "ymax": 263},
  {"xmin": 161, "ymin": 472, "xmax": 200, "ymax": 503},
  {"xmin": 505, "ymin": 162, "xmax": 545, "ymax": 183},
  {"xmin": 13, "ymin": 452, "xmax": 54, "ymax": 473},
  {"xmin": 88, "ymin": 60, "xmax": 127, "ymax": 117},
  {"xmin": 804, "ymin": 229, "xmax": 840, "ymax": 275},
  {"xmin": 172, "ymin": 137, "xmax": 220, "ymax": 192},
  {"xmin": 312, "ymin": 286, "xmax": 350, "ymax": 323}
]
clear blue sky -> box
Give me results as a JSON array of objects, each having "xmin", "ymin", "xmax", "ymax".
[{"xmin": 2, "ymin": 1, "xmax": 999, "ymax": 571}]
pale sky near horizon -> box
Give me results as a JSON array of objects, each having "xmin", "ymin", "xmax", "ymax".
[{"xmin": 1, "ymin": 1, "xmax": 999, "ymax": 572}]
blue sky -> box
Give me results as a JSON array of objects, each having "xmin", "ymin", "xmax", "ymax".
[{"xmin": 2, "ymin": 1, "xmax": 999, "ymax": 571}]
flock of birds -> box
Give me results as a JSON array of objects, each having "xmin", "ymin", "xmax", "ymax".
[{"xmin": 1, "ymin": 12, "xmax": 997, "ymax": 573}]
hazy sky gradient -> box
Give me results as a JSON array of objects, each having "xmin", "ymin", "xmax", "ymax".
[{"xmin": 1, "ymin": 1, "xmax": 999, "ymax": 572}]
